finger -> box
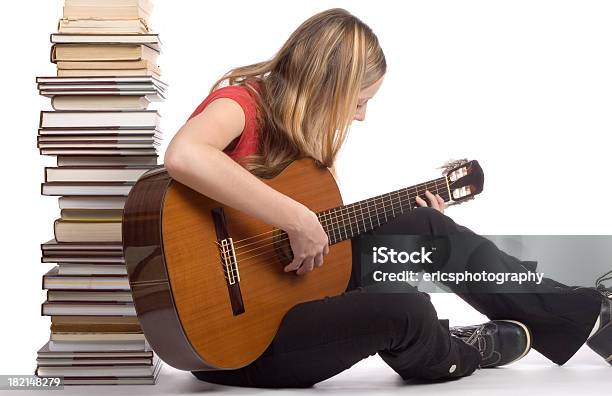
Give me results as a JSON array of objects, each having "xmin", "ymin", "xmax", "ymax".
[
  {"xmin": 314, "ymin": 253, "xmax": 324, "ymax": 268},
  {"xmin": 284, "ymin": 255, "xmax": 304, "ymax": 272},
  {"xmin": 435, "ymin": 194, "xmax": 446, "ymax": 213},
  {"xmin": 425, "ymin": 190, "xmax": 440, "ymax": 211},
  {"xmin": 323, "ymin": 243, "xmax": 329, "ymax": 255},
  {"xmin": 415, "ymin": 196, "xmax": 427, "ymax": 207},
  {"xmin": 297, "ymin": 256, "xmax": 315, "ymax": 275}
]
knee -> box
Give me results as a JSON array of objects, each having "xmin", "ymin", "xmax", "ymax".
[
  {"xmin": 406, "ymin": 207, "xmax": 450, "ymax": 235},
  {"xmin": 376, "ymin": 293, "xmax": 439, "ymax": 336}
]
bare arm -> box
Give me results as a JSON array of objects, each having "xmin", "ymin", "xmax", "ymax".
[{"xmin": 164, "ymin": 98, "xmax": 328, "ymax": 274}]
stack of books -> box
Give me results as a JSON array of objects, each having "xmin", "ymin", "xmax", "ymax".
[{"xmin": 35, "ymin": 0, "xmax": 164, "ymax": 385}]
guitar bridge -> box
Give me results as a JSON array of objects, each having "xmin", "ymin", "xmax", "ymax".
[
  {"xmin": 219, "ymin": 237, "xmax": 240, "ymax": 285},
  {"xmin": 211, "ymin": 207, "xmax": 245, "ymax": 316}
]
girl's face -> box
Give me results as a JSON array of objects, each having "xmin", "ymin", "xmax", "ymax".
[{"xmin": 353, "ymin": 75, "xmax": 385, "ymax": 122}]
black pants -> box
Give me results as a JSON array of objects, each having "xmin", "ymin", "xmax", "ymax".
[{"xmin": 192, "ymin": 207, "xmax": 602, "ymax": 388}]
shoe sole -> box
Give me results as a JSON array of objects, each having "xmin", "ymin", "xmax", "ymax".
[
  {"xmin": 498, "ymin": 319, "xmax": 533, "ymax": 365},
  {"xmin": 586, "ymin": 309, "xmax": 612, "ymax": 366}
]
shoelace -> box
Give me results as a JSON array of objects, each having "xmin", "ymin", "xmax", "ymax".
[
  {"xmin": 450, "ymin": 325, "xmax": 487, "ymax": 357},
  {"xmin": 595, "ymin": 269, "xmax": 612, "ymax": 298}
]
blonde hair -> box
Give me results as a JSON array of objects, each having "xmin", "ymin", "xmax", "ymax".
[{"xmin": 211, "ymin": 8, "xmax": 386, "ymax": 177}]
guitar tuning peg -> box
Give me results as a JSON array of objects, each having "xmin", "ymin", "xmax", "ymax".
[{"xmin": 438, "ymin": 158, "xmax": 469, "ymax": 175}]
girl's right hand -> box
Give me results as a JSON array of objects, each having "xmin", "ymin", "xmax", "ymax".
[{"xmin": 283, "ymin": 205, "xmax": 330, "ymax": 275}]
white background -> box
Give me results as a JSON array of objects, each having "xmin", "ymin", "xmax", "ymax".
[{"xmin": 1, "ymin": 0, "xmax": 611, "ymax": 390}]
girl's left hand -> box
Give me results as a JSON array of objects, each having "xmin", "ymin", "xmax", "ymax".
[{"xmin": 415, "ymin": 190, "xmax": 446, "ymax": 214}]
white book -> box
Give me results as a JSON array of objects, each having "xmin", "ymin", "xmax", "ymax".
[
  {"xmin": 51, "ymin": 95, "xmax": 151, "ymax": 111},
  {"xmin": 47, "ymin": 340, "xmax": 148, "ymax": 353},
  {"xmin": 41, "ymin": 128, "xmax": 160, "ymax": 136},
  {"xmin": 43, "ymin": 267, "xmax": 130, "ymax": 291},
  {"xmin": 57, "ymin": 264, "xmax": 128, "ymax": 275},
  {"xmin": 59, "ymin": 196, "xmax": 127, "ymax": 210},
  {"xmin": 42, "ymin": 302, "xmax": 136, "ymax": 316},
  {"xmin": 37, "ymin": 357, "xmax": 152, "ymax": 366},
  {"xmin": 39, "ymin": 110, "xmax": 160, "ymax": 129},
  {"xmin": 36, "ymin": 75, "xmax": 166, "ymax": 87},
  {"xmin": 48, "ymin": 291, "xmax": 133, "ymax": 302},
  {"xmin": 51, "ymin": 34, "xmax": 161, "ymax": 52},
  {"xmin": 39, "ymin": 142, "xmax": 158, "ymax": 149},
  {"xmin": 42, "ymin": 183, "xmax": 134, "ymax": 196},
  {"xmin": 40, "ymin": 148, "xmax": 157, "ymax": 156},
  {"xmin": 46, "ymin": 167, "xmax": 150, "ymax": 182}
]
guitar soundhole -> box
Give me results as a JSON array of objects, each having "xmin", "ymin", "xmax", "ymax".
[{"xmin": 273, "ymin": 229, "xmax": 294, "ymax": 266}]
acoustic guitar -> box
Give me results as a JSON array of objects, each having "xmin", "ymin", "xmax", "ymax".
[{"xmin": 122, "ymin": 158, "xmax": 484, "ymax": 371}]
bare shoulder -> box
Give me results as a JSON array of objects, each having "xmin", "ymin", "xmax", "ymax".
[{"xmin": 177, "ymin": 97, "xmax": 246, "ymax": 151}]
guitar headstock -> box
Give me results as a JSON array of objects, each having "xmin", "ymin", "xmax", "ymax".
[{"xmin": 439, "ymin": 159, "xmax": 484, "ymax": 205}]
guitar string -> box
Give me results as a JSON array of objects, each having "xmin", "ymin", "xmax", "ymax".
[
  {"xmin": 229, "ymin": 184, "xmax": 451, "ymax": 260},
  {"xmin": 225, "ymin": 178, "xmax": 450, "ymax": 252},
  {"xmin": 218, "ymin": 186, "xmax": 452, "ymax": 277},
  {"xmin": 226, "ymin": 183, "xmax": 442, "ymax": 275},
  {"xmin": 221, "ymin": 181, "xmax": 451, "ymax": 264},
  {"xmin": 223, "ymin": 177, "xmax": 449, "ymax": 248},
  {"xmin": 231, "ymin": 190, "xmax": 452, "ymax": 266},
  {"xmin": 220, "ymin": 185, "xmax": 452, "ymax": 266},
  {"xmin": 228, "ymin": 179, "xmax": 449, "ymax": 254}
]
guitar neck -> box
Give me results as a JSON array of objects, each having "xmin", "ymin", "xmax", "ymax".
[{"xmin": 317, "ymin": 176, "xmax": 450, "ymax": 245}]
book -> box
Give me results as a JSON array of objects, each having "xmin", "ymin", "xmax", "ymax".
[
  {"xmin": 51, "ymin": 33, "xmax": 161, "ymax": 52},
  {"xmin": 37, "ymin": 357, "xmax": 153, "ymax": 366},
  {"xmin": 57, "ymin": 68, "xmax": 160, "ymax": 77},
  {"xmin": 38, "ymin": 141, "xmax": 159, "ymax": 149},
  {"xmin": 45, "ymin": 167, "xmax": 150, "ymax": 182},
  {"xmin": 47, "ymin": 291, "xmax": 133, "ymax": 302},
  {"xmin": 43, "ymin": 267, "xmax": 129, "ymax": 291},
  {"xmin": 58, "ymin": 18, "xmax": 150, "ymax": 34},
  {"xmin": 42, "ymin": 256, "xmax": 125, "ymax": 264},
  {"xmin": 46, "ymin": 339, "xmax": 149, "ymax": 353},
  {"xmin": 41, "ymin": 148, "xmax": 157, "ymax": 156},
  {"xmin": 50, "ymin": 316, "xmax": 142, "ymax": 333},
  {"xmin": 39, "ymin": 110, "xmax": 160, "ymax": 129},
  {"xmin": 36, "ymin": 359, "xmax": 162, "ymax": 385},
  {"xmin": 39, "ymin": 135, "xmax": 161, "ymax": 143},
  {"xmin": 60, "ymin": 208, "xmax": 124, "ymax": 221},
  {"xmin": 53, "ymin": 219, "xmax": 122, "ymax": 242},
  {"xmin": 38, "ymin": 339, "xmax": 148, "ymax": 355},
  {"xmin": 42, "ymin": 182, "xmax": 134, "ymax": 196},
  {"xmin": 40, "ymin": 254, "xmax": 125, "ymax": 267},
  {"xmin": 56, "ymin": 59, "xmax": 159, "ymax": 71},
  {"xmin": 51, "ymin": 332, "xmax": 144, "ymax": 342},
  {"xmin": 37, "ymin": 75, "xmax": 166, "ymax": 85},
  {"xmin": 42, "ymin": 127, "xmax": 160, "ymax": 136},
  {"xmin": 63, "ymin": 0, "xmax": 152, "ymax": 8},
  {"xmin": 37, "ymin": 363, "xmax": 158, "ymax": 378},
  {"xmin": 58, "ymin": 196, "xmax": 127, "ymax": 210},
  {"xmin": 51, "ymin": 44, "xmax": 158, "ymax": 63},
  {"xmin": 41, "ymin": 90, "xmax": 164, "ymax": 101},
  {"xmin": 56, "ymin": 264, "xmax": 128, "ymax": 275},
  {"xmin": 36, "ymin": 138, "xmax": 161, "ymax": 147},
  {"xmin": 51, "ymin": 96, "xmax": 151, "ymax": 110},
  {"xmin": 41, "ymin": 239, "xmax": 123, "ymax": 252},
  {"xmin": 62, "ymin": 1, "xmax": 153, "ymax": 20},
  {"xmin": 42, "ymin": 301, "xmax": 136, "ymax": 316}
]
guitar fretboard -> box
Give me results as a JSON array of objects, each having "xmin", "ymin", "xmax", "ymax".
[{"xmin": 317, "ymin": 176, "xmax": 450, "ymax": 244}]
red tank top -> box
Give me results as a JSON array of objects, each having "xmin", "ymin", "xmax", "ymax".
[{"xmin": 187, "ymin": 83, "xmax": 260, "ymax": 160}]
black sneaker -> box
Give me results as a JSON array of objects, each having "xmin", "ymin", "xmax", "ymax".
[
  {"xmin": 586, "ymin": 275, "xmax": 612, "ymax": 365},
  {"xmin": 450, "ymin": 320, "xmax": 532, "ymax": 368}
]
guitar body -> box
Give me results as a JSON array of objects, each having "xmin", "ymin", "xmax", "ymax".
[{"xmin": 123, "ymin": 158, "xmax": 353, "ymax": 371}]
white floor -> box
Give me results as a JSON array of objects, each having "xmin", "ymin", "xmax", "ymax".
[{"xmin": 17, "ymin": 346, "xmax": 610, "ymax": 396}]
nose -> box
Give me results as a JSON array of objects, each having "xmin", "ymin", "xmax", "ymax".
[{"xmin": 353, "ymin": 113, "xmax": 365, "ymax": 122}]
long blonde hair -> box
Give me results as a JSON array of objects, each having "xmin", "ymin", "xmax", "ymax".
[{"xmin": 211, "ymin": 8, "xmax": 386, "ymax": 177}]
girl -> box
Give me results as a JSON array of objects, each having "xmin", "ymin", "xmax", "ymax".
[{"xmin": 164, "ymin": 8, "xmax": 608, "ymax": 389}]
